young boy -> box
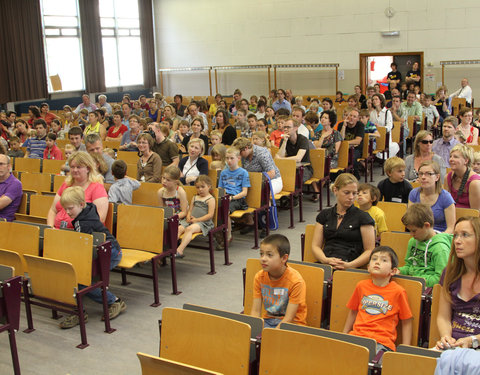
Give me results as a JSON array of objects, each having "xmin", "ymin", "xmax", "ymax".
[
  {"xmin": 59, "ymin": 186, "xmax": 126, "ymax": 328},
  {"xmin": 399, "ymin": 203, "xmax": 452, "ymax": 287},
  {"xmin": 242, "ymin": 114, "xmax": 257, "ymax": 138},
  {"xmin": 357, "ymin": 183, "xmax": 388, "ymax": 237},
  {"xmin": 377, "ymin": 157, "xmax": 412, "ymax": 203},
  {"xmin": 251, "ymin": 234, "xmax": 307, "ymax": 329},
  {"xmin": 7, "ymin": 136, "xmax": 24, "ymax": 158},
  {"xmin": 218, "ymin": 147, "xmax": 251, "ymax": 240},
  {"xmin": 235, "ymin": 108, "xmax": 248, "ymax": 133},
  {"xmin": 343, "ymin": 246, "xmax": 413, "ymax": 353},
  {"xmin": 422, "ymin": 95, "xmax": 439, "ymax": 130},
  {"xmin": 108, "ymin": 160, "xmax": 141, "ymax": 205},
  {"xmin": 269, "ymin": 115, "xmax": 287, "ymax": 147},
  {"xmin": 43, "ymin": 133, "xmax": 63, "ymax": 160},
  {"xmin": 208, "ymin": 130, "xmax": 222, "ymax": 155}
]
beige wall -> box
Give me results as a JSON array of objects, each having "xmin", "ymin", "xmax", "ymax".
[{"xmin": 154, "ymin": 0, "xmax": 480, "ymax": 101}]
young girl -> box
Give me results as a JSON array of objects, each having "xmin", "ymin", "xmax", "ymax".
[
  {"xmin": 157, "ymin": 165, "xmax": 188, "ymax": 221},
  {"xmin": 252, "ymin": 131, "xmax": 271, "ymax": 148},
  {"xmin": 210, "ymin": 143, "xmax": 226, "ymax": 170},
  {"xmin": 176, "ymin": 175, "xmax": 215, "ymax": 258},
  {"xmin": 473, "ymin": 151, "xmax": 480, "ymax": 174},
  {"xmin": 208, "ymin": 130, "xmax": 222, "ymax": 155},
  {"xmin": 60, "ymin": 144, "xmax": 76, "ymax": 175}
]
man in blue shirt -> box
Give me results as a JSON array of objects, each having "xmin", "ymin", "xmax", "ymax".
[
  {"xmin": 24, "ymin": 119, "xmax": 47, "ymax": 158},
  {"xmin": 272, "ymin": 89, "xmax": 292, "ymax": 113},
  {"xmin": 432, "ymin": 116, "xmax": 459, "ymax": 167}
]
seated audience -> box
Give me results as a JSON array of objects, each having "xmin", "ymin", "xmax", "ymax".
[
  {"xmin": 432, "ymin": 116, "xmax": 459, "ymax": 167},
  {"xmin": 179, "ymin": 137, "xmax": 208, "ymax": 185},
  {"xmin": 0, "ymin": 154, "xmax": 22, "ymax": 222},
  {"xmin": 43, "ymin": 133, "xmax": 63, "ymax": 160},
  {"xmin": 74, "ymin": 94, "xmax": 97, "ymax": 114},
  {"xmin": 457, "ymin": 107, "xmax": 478, "ymax": 145},
  {"xmin": 378, "ymin": 157, "xmax": 412, "ymax": 203},
  {"xmin": 136, "ymin": 133, "xmax": 162, "ymax": 183},
  {"xmin": 314, "ymin": 110, "xmax": 342, "ymax": 169},
  {"xmin": 108, "ymin": 160, "xmax": 140, "ymax": 205},
  {"xmin": 449, "ymin": 78, "xmax": 472, "ymax": 107},
  {"xmin": 357, "ymin": 183, "xmax": 388, "ymax": 237},
  {"xmin": 119, "ymin": 115, "xmax": 142, "ymax": 151},
  {"xmin": 106, "ymin": 111, "xmax": 128, "ymax": 141},
  {"xmin": 24, "ymin": 119, "xmax": 48, "ymax": 158}
]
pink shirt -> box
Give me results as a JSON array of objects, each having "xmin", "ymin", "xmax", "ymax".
[{"xmin": 54, "ymin": 182, "xmax": 107, "ymax": 228}]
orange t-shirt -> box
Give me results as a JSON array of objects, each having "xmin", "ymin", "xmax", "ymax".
[
  {"xmin": 346, "ymin": 279, "xmax": 412, "ymax": 351},
  {"xmin": 253, "ymin": 266, "xmax": 307, "ymax": 325},
  {"xmin": 270, "ymin": 130, "xmax": 284, "ymax": 148}
]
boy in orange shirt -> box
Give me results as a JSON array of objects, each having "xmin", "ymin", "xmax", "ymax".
[
  {"xmin": 343, "ymin": 246, "xmax": 412, "ymax": 353},
  {"xmin": 269, "ymin": 115, "xmax": 288, "ymax": 147},
  {"xmin": 251, "ymin": 234, "xmax": 307, "ymax": 329}
]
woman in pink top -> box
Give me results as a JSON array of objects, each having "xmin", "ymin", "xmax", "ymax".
[
  {"xmin": 445, "ymin": 144, "xmax": 480, "ymax": 209},
  {"xmin": 47, "ymin": 151, "xmax": 108, "ymax": 228}
]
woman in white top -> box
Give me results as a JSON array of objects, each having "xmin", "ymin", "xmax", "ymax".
[{"xmin": 369, "ymin": 93, "xmax": 398, "ymax": 158}]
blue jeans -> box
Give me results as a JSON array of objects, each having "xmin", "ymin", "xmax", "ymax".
[
  {"xmin": 81, "ymin": 244, "xmax": 122, "ymax": 305},
  {"xmin": 264, "ymin": 318, "xmax": 283, "ymax": 329}
]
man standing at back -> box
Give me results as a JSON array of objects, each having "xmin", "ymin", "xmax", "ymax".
[
  {"xmin": 0, "ymin": 154, "xmax": 22, "ymax": 222},
  {"xmin": 85, "ymin": 133, "xmax": 115, "ymax": 183},
  {"xmin": 449, "ymin": 78, "xmax": 472, "ymax": 107}
]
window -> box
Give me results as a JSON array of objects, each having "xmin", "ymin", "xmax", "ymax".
[
  {"xmin": 99, "ymin": 0, "xmax": 143, "ymax": 87},
  {"xmin": 41, "ymin": 0, "xmax": 85, "ymax": 92}
]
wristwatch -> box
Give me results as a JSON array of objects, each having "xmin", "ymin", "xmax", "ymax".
[{"xmin": 471, "ymin": 336, "xmax": 479, "ymax": 349}]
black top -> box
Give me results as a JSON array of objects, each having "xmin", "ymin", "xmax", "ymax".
[
  {"xmin": 170, "ymin": 103, "xmax": 186, "ymax": 117},
  {"xmin": 316, "ymin": 205, "xmax": 374, "ymax": 262},
  {"xmin": 387, "ymin": 70, "xmax": 402, "ymax": 89},
  {"xmin": 337, "ymin": 121, "xmax": 365, "ymax": 149},
  {"xmin": 434, "ymin": 100, "xmax": 448, "ymax": 119},
  {"xmin": 406, "ymin": 69, "xmax": 421, "ymax": 87},
  {"xmin": 178, "ymin": 156, "xmax": 209, "ymax": 185},
  {"xmin": 182, "ymin": 134, "xmax": 209, "ymax": 155},
  {"xmin": 279, "ymin": 133, "xmax": 311, "ymax": 163},
  {"xmin": 222, "ymin": 125, "xmax": 237, "ymax": 146},
  {"xmin": 72, "ymin": 203, "xmax": 120, "ymax": 249},
  {"xmin": 377, "ymin": 178, "xmax": 412, "ymax": 203}
]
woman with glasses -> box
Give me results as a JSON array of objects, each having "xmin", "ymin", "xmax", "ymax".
[
  {"xmin": 457, "ymin": 108, "xmax": 478, "ymax": 145},
  {"xmin": 445, "ymin": 144, "xmax": 480, "ymax": 209},
  {"xmin": 435, "ymin": 216, "xmax": 480, "ymax": 350},
  {"xmin": 405, "ymin": 130, "xmax": 446, "ymax": 182},
  {"xmin": 408, "ymin": 161, "xmax": 455, "ymax": 233}
]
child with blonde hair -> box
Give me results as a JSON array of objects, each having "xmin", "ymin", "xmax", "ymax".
[
  {"xmin": 208, "ymin": 130, "xmax": 222, "ymax": 155},
  {"xmin": 60, "ymin": 144, "xmax": 76, "ymax": 175},
  {"xmin": 157, "ymin": 165, "xmax": 188, "ymax": 220},
  {"xmin": 252, "ymin": 131, "xmax": 271, "ymax": 148},
  {"xmin": 210, "ymin": 143, "xmax": 227, "ymax": 170},
  {"xmin": 473, "ymin": 151, "xmax": 480, "ymax": 174},
  {"xmin": 176, "ymin": 175, "xmax": 215, "ymax": 258}
]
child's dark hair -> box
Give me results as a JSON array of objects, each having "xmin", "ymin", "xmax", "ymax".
[
  {"xmin": 46, "ymin": 133, "xmax": 57, "ymax": 141},
  {"xmin": 112, "ymin": 160, "xmax": 127, "ymax": 180},
  {"xmin": 195, "ymin": 175, "xmax": 212, "ymax": 189},
  {"xmin": 370, "ymin": 246, "xmax": 398, "ymax": 269},
  {"xmin": 261, "ymin": 234, "xmax": 290, "ymax": 257},
  {"xmin": 358, "ymin": 183, "xmax": 380, "ymax": 206}
]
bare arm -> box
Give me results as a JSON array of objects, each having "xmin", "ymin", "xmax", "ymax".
[
  {"xmin": 348, "ymin": 136, "xmax": 363, "ymax": 147},
  {"xmin": 47, "ymin": 193, "xmax": 61, "ymax": 227},
  {"xmin": 233, "ymin": 187, "xmax": 248, "ymax": 200},
  {"xmin": 92, "ymin": 196, "xmax": 108, "ymax": 223},
  {"xmin": 469, "ymin": 180, "xmax": 480, "ymax": 210},
  {"xmin": 470, "ymin": 127, "xmax": 479, "ymax": 146},
  {"xmin": 169, "ymin": 156, "xmax": 179, "ymax": 167},
  {"xmin": 343, "ymin": 309, "xmax": 357, "ymax": 333},
  {"xmin": 277, "ymin": 303, "xmax": 299, "ymax": 329},
  {"xmin": 251, "ymin": 298, "xmax": 262, "ymax": 318},
  {"xmin": 436, "ymin": 286, "xmax": 457, "ymax": 349},
  {"xmin": 444, "ymin": 203, "xmax": 456, "ymax": 234},
  {"xmin": 177, "ymin": 187, "xmax": 189, "ymax": 220},
  {"xmin": 0, "ymin": 195, "xmax": 12, "ymax": 210},
  {"xmin": 191, "ymin": 196, "xmax": 215, "ymax": 223},
  {"xmin": 401, "ymin": 318, "xmax": 413, "ymax": 345}
]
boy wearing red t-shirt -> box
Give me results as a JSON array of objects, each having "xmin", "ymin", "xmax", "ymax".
[
  {"xmin": 251, "ymin": 234, "xmax": 307, "ymax": 329},
  {"xmin": 343, "ymin": 246, "xmax": 413, "ymax": 353}
]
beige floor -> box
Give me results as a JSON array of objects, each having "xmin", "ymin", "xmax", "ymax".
[{"xmin": 0, "ymin": 166, "xmax": 386, "ymax": 375}]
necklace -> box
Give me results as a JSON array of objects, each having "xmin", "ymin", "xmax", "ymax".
[{"xmin": 336, "ymin": 212, "xmax": 346, "ymax": 219}]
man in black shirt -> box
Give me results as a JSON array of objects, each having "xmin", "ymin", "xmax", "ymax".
[
  {"xmin": 337, "ymin": 108, "xmax": 365, "ymax": 179},
  {"xmin": 387, "ymin": 62, "xmax": 402, "ymax": 90}
]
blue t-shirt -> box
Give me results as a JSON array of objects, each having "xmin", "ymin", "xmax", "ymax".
[
  {"xmin": 24, "ymin": 136, "xmax": 47, "ymax": 159},
  {"xmin": 408, "ymin": 188, "xmax": 455, "ymax": 232},
  {"xmin": 218, "ymin": 167, "xmax": 250, "ymax": 196}
]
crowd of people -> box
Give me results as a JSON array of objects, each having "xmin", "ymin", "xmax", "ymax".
[{"xmin": 1, "ymin": 76, "xmax": 480, "ymax": 358}]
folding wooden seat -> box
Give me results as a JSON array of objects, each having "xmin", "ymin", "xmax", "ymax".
[
  {"xmin": 372, "ymin": 125, "xmax": 388, "ymax": 163},
  {"xmin": 377, "ymin": 201, "xmax": 407, "ymax": 232},
  {"xmin": 229, "ymin": 172, "xmax": 269, "ymax": 249},
  {"xmin": 380, "ymin": 231, "xmax": 411, "ymax": 268},
  {"xmin": 0, "ymin": 250, "xmax": 24, "ymax": 277},
  {"xmin": 0, "ymin": 222, "xmax": 40, "ymax": 272},
  {"xmin": 19, "ymin": 172, "xmax": 52, "ymax": 193},
  {"xmin": 329, "ymin": 140, "xmax": 351, "ymax": 176},
  {"xmin": 23, "ymin": 232, "xmax": 114, "ymax": 348},
  {"xmin": 115, "ymin": 205, "xmax": 179, "ymax": 306},
  {"xmin": 55, "ymin": 139, "xmax": 70, "ymax": 149},
  {"xmin": 304, "ymin": 148, "xmax": 331, "ymax": 211},
  {"xmin": 259, "ymin": 328, "xmax": 369, "ymax": 375},
  {"xmin": 330, "ymin": 270, "xmax": 423, "ymax": 347},
  {"xmin": 0, "ymin": 270, "xmax": 22, "ymax": 375},
  {"xmin": 456, "ymin": 206, "xmax": 480, "ymax": 218},
  {"xmin": 53, "ymin": 175, "xmax": 67, "ymax": 191},
  {"xmin": 137, "ymin": 353, "xmax": 222, "ymax": 375},
  {"xmin": 274, "ymin": 158, "xmax": 303, "ymax": 228},
  {"xmin": 29, "ymin": 194, "xmax": 55, "ymax": 218},
  {"xmin": 357, "ymin": 134, "xmax": 375, "ymax": 183},
  {"xmin": 42, "ymin": 159, "xmax": 65, "ymax": 174},
  {"xmin": 132, "ymin": 181, "xmax": 161, "ymax": 206},
  {"xmin": 451, "ymin": 97, "xmax": 466, "ymax": 116},
  {"xmin": 13, "ymin": 158, "xmax": 41, "ymax": 173},
  {"xmin": 183, "ymin": 304, "xmax": 263, "ymax": 372},
  {"xmin": 117, "ymin": 150, "xmax": 140, "ymax": 164},
  {"xmin": 428, "ymin": 283, "xmax": 441, "ymax": 346},
  {"xmin": 243, "ymin": 258, "xmax": 324, "ymax": 328},
  {"xmin": 382, "ymin": 351, "xmax": 437, "ymax": 375},
  {"xmin": 181, "ymin": 186, "xmax": 231, "ymax": 274},
  {"xmin": 126, "ymin": 163, "xmax": 138, "ymax": 179},
  {"xmin": 103, "ymin": 140, "xmax": 121, "ymax": 150},
  {"xmin": 160, "ymin": 308, "xmax": 250, "ymax": 375}
]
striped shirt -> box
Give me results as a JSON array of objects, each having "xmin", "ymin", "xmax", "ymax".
[{"xmin": 24, "ymin": 136, "xmax": 47, "ymax": 159}]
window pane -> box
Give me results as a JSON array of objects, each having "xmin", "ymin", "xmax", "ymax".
[
  {"xmin": 113, "ymin": 0, "xmax": 139, "ymax": 18},
  {"xmin": 101, "ymin": 29, "xmax": 115, "ymax": 36},
  {"xmin": 117, "ymin": 18, "xmax": 139, "ymax": 28},
  {"xmin": 44, "ymin": 16, "xmax": 78, "ymax": 27},
  {"xmin": 61, "ymin": 28, "xmax": 78, "ymax": 36},
  {"xmin": 45, "ymin": 28, "xmax": 60, "ymax": 36},
  {"xmin": 99, "ymin": 0, "xmax": 114, "ymax": 17},
  {"xmin": 131, "ymin": 29, "xmax": 140, "ymax": 36},
  {"xmin": 118, "ymin": 29, "xmax": 129, "ymax": 36},
  {"xmin": 102, "ymin": 37, "xmax": 120, "ymax": 87},
  {"xmin": 101, "ymin": 17, "xmax": 115, "ymax": 28},
  {"xmin": 45, "ymin": 38, "xmax": 84, "ymax": 91},
  {"xmin": 118, "ymin": 37, "xmax": 143, "ymax": 86},
  {"xmin": 42, "ymin": 0, "xmax": 77, "ymax": 16}
]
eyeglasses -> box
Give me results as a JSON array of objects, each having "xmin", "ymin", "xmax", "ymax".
[
  {"xmin": 420, "ymin": 140, "xmax": 434, "ymax": 144},
  {"xmin": 418, "ymin": 172, "xmax": 437, "ymax": 177},
  {"xmin": 453, "ymin": 232, "xmax": 474, "ymax": 240}
]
